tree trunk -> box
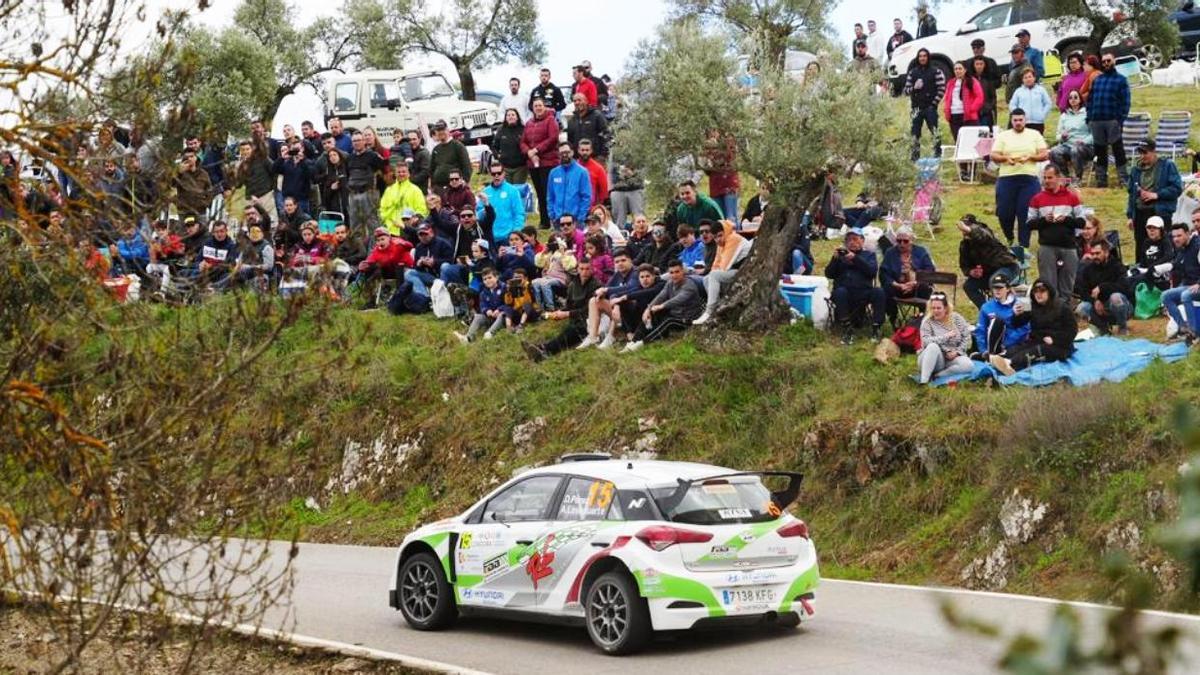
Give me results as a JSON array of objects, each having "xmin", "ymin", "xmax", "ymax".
[
  {"xmin": 456, "ymin": 63, "xmax": 477, "ymax": 101},
  {"xmin": 708, "ymin": 204, "xmax": 799, "ymax": 331}
]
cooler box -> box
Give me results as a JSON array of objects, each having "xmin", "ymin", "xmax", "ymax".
[{"xmin": 780, "ymin": 275, "xmax": 830, "ymax": 329}]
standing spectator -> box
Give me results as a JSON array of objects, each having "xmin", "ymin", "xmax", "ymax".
[
  {"xmin": 345, "ymin": 131, "xmax": 388, "ymax": 238},
  {"xmin": 328, "ymin": 117, "xmax": 352, "ymax": 154},
  {"xmin": 851, "ymin": 23, "xmax": 867, "ymax": 59},
  {"xmin": 903, "ymin": 48, "xmax": 946, "ymax": 161},
  {"xmin": 1008, "ymin": 69, "xmax": 1053, "ymax": 133},
  {"xmin": 621, "ymin": 259, "xmax": 705, "ymax": 353},
  {"xmin": 1076, "ymin": 239, "xmax": 1131, "ymax": 335},
  {"xmin": 388, "ymin": 129, "xmax": 413, "ymax": 176},
  {"xmin": 186, "ymin": 135, "xmax": 225, "ymax": 195},
  {"xmin": 851, "ymin": 40, "xmax": 879, "ymax": 74},
  {"xmin": 492, "ymin": 109, "xmax": 528, "ymax": 185},
  {"xmin": 273, "ymin": 140, "xmax": 316, "ymax": 214},
  {"xmin": 499, "ymin": 77, "xmax": 531, "ymax": 123},
  {"xmin": 1163, "ymin": 223, "xmax": 1200, "ymax": 343},
  {"xmin": 886, "ymin": 18, "xmax": 914, "ymax": 59},
  {"xmin": 429, "ymin": 121, "xmax": 471, "ymax": 192},
  {"xmin": 1027, "ymin": 165, "xmax": 1084, "ymax": 299},
  {"xmin": 1005, "ymin": 45, "xmax": 1037, "ymax": 102},
  {"xmin": 991, "ymin": 108, "xmax": 1048, "ymax": 247},
  {"xmin": 174, "ymin": 149, "xmax": 213, "ymax": 223},
  {"xmin": 407, "ymin": 130, "xmax": 432, "ymax": 193},
  {"xmin": 958, "ymin": 214, "xmax": 1020, "ymax": 308},
  {"xmin": 916, "ymin": 293, "xmax": 974, "ymax": 385},
  {"xmin": 546, "ymin": 143, "xmax": 592, "ymax": 228},
  {"xmin": 971, "ymin": 56, "xmax": 1000, "ymax": 128},
  {"xmin": 702, "ymin": 130, "xmax": 740, "ymax": 222},
  {"xmin": 1049, "ymin": 90, "xmax": 1094, "ymax": 181},
  {"xmin": 440, "ymin": 170, "xmax": 476, "ymax": 214},
  {"xmin": 380, "ymin": 164, "xmax": 429, "ymax": 235},
  {"xmin": 529, "ymin": 68, "xmax": 568, "ymax": 117},
  {"xmin": 674, "ymin": 180, "xmax": 724, "ymax": 234},
  {"xmin": 1057, "ymin": 53, "xmax": 1088, "ymax": 112},
  {"xmin": 1127, "ymin": 140, "xmax": 1183, "ymax": 264},
  {"xmin": 570, "ymin": 66, "xmax": 598, "ymax": 108},
  {"xmin": 825, "ymin": 228, "xmax": 886, "ymax": 344},
  {"xmin": 477, "ymin": 162, "xmax": 525, "ymax": 244},
  {"xmin": 301, "ymin": 121, "xmax": 324, "ymax": 159},
  {"xmin": 577, "ymin": 139, "xmax": 608, "ymax": 208},
  {"xmin": 879, "ymin": 226, "xmax": 935, "ymax": 325},
  {"xmin": 316, "ymin": 137, "xmax": 350, "ymax": 217},
  {"xmin": 989, "ymin": 279, "xmax": 1077, "ymax": 375},
  {"xmin": 1080, "ymin": 54, "xmax": 1102, "ymax": 104},
  {"xmin": 566, "ymin": 93, "xmax": 609, "ymax": 162},
  {"xmin": 1087, "ymin": 51, "xmax": 1132, "ymax": 188},
  {"xmin": 609, "ymin": 162, "xmax": 644, "ymax": 230},
  {"xmin": 915, "ymin": 4, "xmax": 937, "ymax": 39},
  {"xmin": 522, "ymin": 258, "xmax": 601, "ymax": 360},
  {"xmin": 228, "ymin": 140, "xmax": 276, "ymax": 222},
  {"xmin": 521, "ymin": 98, "xmax": 560, "ymax": 228},
  {"xmin": 866, "ymin": 20, "xmax": 888, "ymax": 60},
  {"xmin": 580, "ymin": 60, "xmax": 609, "ymax": 109},
  {"xmin": 1014, "ymin": 29, "xmax": 1045, "ymax": 79},
  {"xmin": 943, "ymin": 61, "xmax": 983, "ymax": 145}
]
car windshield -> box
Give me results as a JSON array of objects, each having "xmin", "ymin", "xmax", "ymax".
[
  {"xmin": 650, "ymin": 477, "xmax": 777, "ymax": 525},
  {"xmin": 400, "ymin": 74, "xmax": 456, "ymax": 101}
]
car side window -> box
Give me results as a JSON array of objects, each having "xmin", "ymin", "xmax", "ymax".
[
  {"xmin": 971, "ymin": 3, "xmax": 1011, "ymax": 31},
  {"xmin": 482, "ymin": 476, "xmax": 562, "ymax": 523},
  {"xmin": 616, "ymin": 489, "xmax": 657, "ymax": 520},
  {"xmin": 334, "ymin": 83, "xmax": 358, "ymax": 113},
  {"xmin": 1012, "ymin": 2, "xmax": 1040, "ymax": 24},
  {"xmin": 555, "ymin": 478, "xmax": 618, "ymax": 521},
  {"xmin": 369, "ymin": 81, "xmax": 402, "ymax": 109}
]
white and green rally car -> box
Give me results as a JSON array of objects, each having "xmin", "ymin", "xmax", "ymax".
[{"xmin": 387, "ymin": 455, "xmax": 819, "ymax": 654}]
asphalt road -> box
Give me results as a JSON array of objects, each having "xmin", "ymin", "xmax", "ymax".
[{"xmin": 255, "ymin": 540, "xmax": 1200, "ymax": 675}]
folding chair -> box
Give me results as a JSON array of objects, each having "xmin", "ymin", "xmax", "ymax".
[
  {"xmin": 1122, "ymin": 112, "xmax": 1153, "ymax": 150},
  {"xmin": 950, "ymin": 126, "xmax": 993, "ymax": 184},
  {"xmin": 1155, "ymin": 111, "xmax": 1192, "ymax": 161},
  {"xmin": 1115, "ymin": 55, "xmax": 1152, "ymax": 88},
  {"xmin": 893, "ymin": 270, "xmax": 958, "ymax": 329},
  {"xmin": 1010, "ymin": 245, "xmax": 1031, "ymax": 291}
]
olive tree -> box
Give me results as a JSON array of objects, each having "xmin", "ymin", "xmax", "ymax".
[
  {"xmin": 1036, "ymin": 0, "xmax": 1180, "ymax": 63},
  {"xmin": 618, "ymin": 20, "xmax": 912, "ymax": 333}
]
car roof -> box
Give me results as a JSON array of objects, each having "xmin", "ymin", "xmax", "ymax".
[
  {"xmin": 329, "ymin": 69, "xmax": 447, "ymax": 81},
  {"xmin": 518, "ymin": 459, "xmax": 746, "ymax": 488}
]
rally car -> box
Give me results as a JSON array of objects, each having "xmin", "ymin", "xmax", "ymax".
[{"xmin": 387, "ymin": 455, "xmax": 819, "ymax": 654}]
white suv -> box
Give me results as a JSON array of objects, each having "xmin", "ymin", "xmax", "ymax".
[{"xmin": 326, "ymin": 69, "xmax": 499, "ymax": 142}]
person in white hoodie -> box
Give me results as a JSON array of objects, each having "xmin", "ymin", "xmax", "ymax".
[{"xmin": 499, "ymin": 77, "xmax": 531, "ymax": 123}]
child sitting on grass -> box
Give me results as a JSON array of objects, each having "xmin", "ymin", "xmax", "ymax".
[
  {"xmin": 455, "ymin": 268, "xmax": 506, "ymax": 343},
  {"xmin": 503, "ymin": 267, "xmax": 539, "ymax": 333}
]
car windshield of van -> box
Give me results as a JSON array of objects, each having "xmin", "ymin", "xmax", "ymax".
[{"xmin": 400, "ymin": 74, "xmax": 456, "ymax": 101}]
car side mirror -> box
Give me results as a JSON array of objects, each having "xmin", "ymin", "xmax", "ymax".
[
  {"xmin": 387, "ymin": 98, "xmax": 401, "ymax": 111},
  {"xmin": 957, "ymin": 22, "xmax": 978, "ymax": 35}
]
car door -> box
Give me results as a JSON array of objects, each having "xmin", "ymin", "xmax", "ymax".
[
  {"xmin": 534, "ymin": 476, "xmax": 624, "ymax": 608},
  {"xmin": 455, "ymin": 474, "xmax": 563, "ymax": 610}
]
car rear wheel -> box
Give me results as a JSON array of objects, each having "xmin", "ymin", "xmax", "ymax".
[
  {"xmin": 1138, "ymin": 43, "xmax": 1164, "ymax": 70},
  {"xmin": 398, "ymin": 552, "xmax": 457, "ymax": 630},
  {"xmin": 585, "ymin": 571, "xmax": 652, "ymax": 655}
]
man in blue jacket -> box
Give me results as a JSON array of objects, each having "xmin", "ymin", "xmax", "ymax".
[
  {"xmin": 546, "ymin": 142, "xmax": 591, "ymax": 230},
  {"xmin": 879, "ymin": 227, "xmax": 935, "ymax": 326},
  {"xmin": 824, "ymin": 228, "xmax": 886, "ymax": 344},
  {"xmin": 1163, "ymin": 223, "xmax": 1200, "ymax": 344},
  {"xmin": 1127, "ymin": 140, "xmax": 1183, "ymax": 264},
  {"xmin": 109, "ymin": 220, "xmax": 150, "ymax": 276},
  {"xmin": 477, "ymin": 162, "xmax": 526, "ymax": 244}
]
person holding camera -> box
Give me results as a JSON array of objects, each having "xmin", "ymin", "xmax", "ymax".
[
  {"xmin": 824, "ymin": 228, "xmax": 886, "ymax": 345},
  {"xmin": 532, "ymin": 233, "xmax": 578, "ymax": 310},
  {"xmin": 273, "ymin": 140, "xmax": 315, "ymax": 215},
  {"xmin": 971, "ymin": 275, "xmax": 1030, "ymax": 359}
]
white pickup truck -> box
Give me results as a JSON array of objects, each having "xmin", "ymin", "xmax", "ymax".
[{"xmin": 326, "ymin": 69, "xmax": 500, "ymax": 142}]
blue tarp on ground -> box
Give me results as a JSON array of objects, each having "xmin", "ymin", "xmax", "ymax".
[{"xmin": 921, "ymin": 337, "xmax": 1190, "ymax": 388}]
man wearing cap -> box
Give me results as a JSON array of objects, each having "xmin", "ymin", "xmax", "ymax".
[
  {"xmin": 357, "ymin": 227, "xmax": 415, "ymax": 309},
  {"xmin": 1163, "ymin": 222, "xmax": 1200, "ymax": 343},
  {"xmin": 1027, "ymin": 165, "xmax": 1085, "ymax": 299},
  {"xmin": 404, "ymin": 223, "xmax": 454, "ymax": 297},
  {"xmin": 851, "ymin": 40, "xmax": 879, "ymax": 74},
  {"xmin": 429, "ymin": 120, "xmax": 472, "ymax": 192},
  {"xmin": 570, "ymin": 65, "xmax": 598, "ymax": 108},
  {"xmin": 1015, "ymin": 29, "xmax": 1044, "ymax": 79},
  {"xmin": 1005, "ymin": 44, "xmax": 1037, "ymax": 102},
  {"xmin": 1127, "ymin": 139, "xmax": 1183, "ymax": 263},
  {"xmin": 380, "ymin": 163, "xmax": 428, "ymax": 236},
  {"xmin": 879, "ymin": 226, "xmax": 936, "ymax": 326},
  {"xmin": 1087, "ymin": 50, "xmax": 1132, "ymax": 188},
  {"xmin": 824, "ymin": 228, "xmax": 886, "ymax": 344},
  {"xmin": 1125, "ymin": 216, "xmax": 1174, "ymax": 294},
  {"xmin": 957, "ymin": 214, "xmax": 1020, "ymax": 308},
  {"xmin": 547, "ymin": 142, "xmax": 592, "ymax": 228},
  {"xmin": 990, "ymin": 108, "xmax": 1048, "ymax": 247},
  {"xmin": 972, "ymin": 274, "xmax": 1030, "ymax": 358}
]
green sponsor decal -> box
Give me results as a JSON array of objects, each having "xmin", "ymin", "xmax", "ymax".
[
  {"xmin": 695, "ymin": 518, "xmax": 786, "ymax": 565},
  {"xmin": 418, "ymin": 531, "xmax": 452, "ymax": 576},
  {"xmin": 455, "ymin": 574, "xmax": 484, "ymax": 588},
  {"xmin": 633, "ymin": 570, "xmax": 725, "ymax": 617},
  {"xmin": 777, "ymin": 563, "xmax": 820, "ymax": 612}
]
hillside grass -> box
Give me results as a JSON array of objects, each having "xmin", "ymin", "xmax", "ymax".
[{"xmin": 227, "ymin": 87, "xmax": 1200, "ymax": 608}]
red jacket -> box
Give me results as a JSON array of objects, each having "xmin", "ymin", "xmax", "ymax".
[
  {"xmin": 363, "ymin": 238, "xmax": 414, "ymax": 272},
  {"xmin": 520, "ymin": 113, "xmax": 561, "ymax": 170},
  {"xmin": 943, "ymin": 76, "xmax": 984, "ymax": 123},
  {"xmin": 581, "ymin": 158, "xmax": 609, "ymax": 206},
  {"xmin": 573, "ymin": 78, "xmax": 598, "ymax": 107},
  {"xmin": 289, "ymin": 239, "xmax": 331, "ymax": 268}
]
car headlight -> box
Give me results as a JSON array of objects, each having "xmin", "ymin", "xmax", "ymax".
[
  {"xmin": 486, "ymin": 109, "xmax": 498, "ymax": 124},
  {"xmin": 449, "ymin": 115, "xmax": 460, "ymax": 129}
]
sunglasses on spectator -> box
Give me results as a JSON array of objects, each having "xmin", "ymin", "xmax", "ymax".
[
  {"xmin": 460, "ymin": 212, "xmax": 474, "ymax": 219},
  {"xmin": 450, "ymin": 176, "xmax": 463, "ymax": 182},
  {"xmin": 490, "ymin": 170, "xmax": 503, "ymax": 176}
]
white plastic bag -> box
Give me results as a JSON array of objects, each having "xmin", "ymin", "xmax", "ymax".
[
  {"xmin": 430, "ymin": 279, "xmax": 455, "ymax": 319},
  {"xmin": 1167, "ymin": 316, "xmax": 1180, "ymax": 340}
]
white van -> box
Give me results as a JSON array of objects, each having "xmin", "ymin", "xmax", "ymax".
[{"xmin": 326, "ymin": 69, "xmax": 500, "ymax": 142}]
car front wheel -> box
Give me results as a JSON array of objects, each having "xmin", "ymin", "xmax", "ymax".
[
  {"xmin": 398, "ymin": 552, "xmax": 457, "ymax": 630},
  {"xmin": 585, "ymin": 571, "xmax": 652, "ymax": 655}
]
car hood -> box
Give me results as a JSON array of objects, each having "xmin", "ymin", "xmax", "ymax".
[{"xmin": 406, "ymin": 98, "xmax": 497, "ymax": 115}]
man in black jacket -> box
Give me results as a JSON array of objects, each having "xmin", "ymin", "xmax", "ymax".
[
  {"xmin": 529, "ymin": 68, "xmax": 568, "ymax": 117},
  {"xmin": 1075, "ymin": 239, "xmax": 1131, "ymax": 335},
  {"xmin": 825, "ymin": 228, "xmax": 886, "ymax": 344},
  {"xmin": 903, "ymin": 48, "xmax": 946, "ymax": 161},
  {"xmin": 965, "ymin": 40, "xmax": 1002, "ymax": 128},
  {"xmin": 566, "ymin": 94, "xmax": 609, "ymax": 162},
  {"xmin": 989, "ymin": 278, "xmax": 1077, "ymax": 375},
  {"xmin": 1126, "ymin": 216, "xmax": 1174, "ymax": 293},
  {"xmin": 635, "ymin": 223, "xmax": 682, "ymax": 274},
  {"xmin": 523, "ymin": 259, "xmax": 602, "ymax": 360}
]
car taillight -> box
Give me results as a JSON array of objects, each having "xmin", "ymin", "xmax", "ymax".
[
  {"xmin": 777, "ymin": 520, "xmax": 810, "ymax": 539},
  {"xmin": 635, "ymin": 525, "xmax": 713, "ymax": 552}
]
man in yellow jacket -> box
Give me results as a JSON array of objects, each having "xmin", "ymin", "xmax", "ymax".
[{"xmin": 379, "ymin": 164, "xmax": 428, "ymax": 234}]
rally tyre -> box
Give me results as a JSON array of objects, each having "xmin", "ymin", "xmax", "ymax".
[
  {"xmin": 398, "ymin": 552, "xmax": 457, "ymax": 631},
  {"xmin": 585, "ymin": 571, "xmax": 652, "ymax": 655}
]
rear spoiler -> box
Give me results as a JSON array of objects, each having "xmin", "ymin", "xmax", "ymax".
[{"xmin": 656, "ymin": 471, "xmax": 804, "ymax": 515}]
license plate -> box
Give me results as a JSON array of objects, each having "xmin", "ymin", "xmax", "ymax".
[
  {"xmin": 720, "ymin": 587, "xmax": 776, "ymax": 606},
  {"xmin": 469, "ymin": 128, "xmax": 492, "ymax": 139}
]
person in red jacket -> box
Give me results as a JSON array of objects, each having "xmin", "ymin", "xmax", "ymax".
[
  {"xmin": 570, "ymin": 66, "xmax": 598, "ymax": 107},
  {"xmin": 943, "ymin": 62, "xmax": 984, "ymax": 144},
  {"xmin": 357, "ymin": 227, "xmax": 415, "ymax": 309},
  {"xmin": 577, "ymin": 139, "xmax": 608, "ymax": 207},
  {"xmin": 520, "ymin": 97, "xmax": 561, "ymax": 229}
]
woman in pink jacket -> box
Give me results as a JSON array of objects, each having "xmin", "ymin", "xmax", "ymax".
[
  {"xmin": 1056, "ymin": 52, "xmax": 1088, "ymax": 112},
  {"xmin": 942, "ymin": 62, "xmax": 984, "ymax": 144}
]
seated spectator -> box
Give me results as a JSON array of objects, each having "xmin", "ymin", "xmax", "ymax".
[
  {"xmin": 622, "ymin": 259, "xmax": 705, "ymax": 352},
  {"xmin": 676, "ymin": 225, "xmax": 706, "ymax": 276},
  {"xmin": 464, "ymin": 239, "xmax": 493, "ymax": 294},
  {"xmin": 589, "ymin": 204, "xmax": 625, "ymax": 247},
  {"xmin": 958, "ymin": 214, "xmax": 1019, "ymax": 308},
  {"xmin": 971, "ymin": 274, "xmax": 1030, "ymax": 358},
  {"xmin": 405, "ymin": 223, "xmax": 454, "ymax": 296},
  {"xmin": 578, "ymin": 248, "xmax": 640, "ymax": 350},
  {"xmin": 824, "ymin": 228, "xmax": 885, "ymax": 344},
  {"xmin": 522, "ymin": 259, "xmax": 602, "ymax": 360},
  {"xmin": 740, "ymin": 184, "xmax": 770, "ymax": 229},
  {"xmin": 989, "ymin": 278, "xmax": 1077, "ymax": 375},
  {"xmin": 916, "ymin": 292, "xmax": 973, "ymax": 385},
  {"xmin": 108, "ymin": 220, "xmax": 150, "ymax": 277},
  {"xmin": 1162, "ymin": 223, "xmax": 1200, "ymax": 344},
  {"xmin": 1048, "ymin": 90, "xmax": 1093, "ymax": 180},
  {"xmin": 502, "ymin": 268, "xmax": 539, "ymax": 333},
  {"xmin": 496, "ymin": 231, "xmax": 536, "ymax": 281},
  {"xmin": 442, "ymin": 208, "xmax": 488, "ymax": 285},
  {"xmin": 879, "ymin": 226, "xmax": 935, "ymax": 325},
  {"xmin": 455, "ymin": 268, "xmax": 506, "ymax": 343},
  {"xmin": 520, "ymin": 226, "xmax": 545, "ymax": 254},
  {"xmin": 424, "ymin": 193, "xmax": 460, "ymax": 241},
  {"xmin": 1125, "ymin": 216, "xmax": 1174, "ymax": 293},
  {"xmin": 234, "ymin": 222, "xmax": 275, "ymax": 293},
  {"xmin": 635, "ymin": 222, "xmax": 682, "ymax": 274},
  {"xmin": 558, "ymin": 214, "xmax": 586, "ymax": 259},
  {"xmin": 283, "ymin": 222, "xmax": 331, "ymax": 296},
  {"xmin": 789, "ymin": 215, "xmax": 815, "ymax": 275},
  {"xmin": 146, "ymin": 219, "xmax": 185, "ymax": 289},
  {"xmin": 1076, "ymin": 213, "xmax": 1117, "ymax": 266},
  {"xmin": 692, "ymin": 221, "xmax": 751, "ymax": 325},
  {"xmin": 1027, "ymin": 165, "xmax": 1084, "ymax": 300},
  {"xmin": 616, "ymin": 263, "xmax": 667, "ymax": 342},
  {"xmin": 278, "ymin": 196, "xmax": 310, "ymax": 234},
  {"xmin": 331, "ymin": 223, "xmax": 367, "ymax": 291},
  {"xmin": 584, "ymin": 235, "xmax": 613, "ymax": 284},
  {"xmin": 195, "ymin": 220, "xmax": 238, "ymax": 291},
  {"xmin": 1075, "ymin": 239, "xmax": 1131, "ymax": 335},
  {"xmin": 357, "ymin": 227, "xmax": 415, "ymax": 309},
  {"xmin": 624, "ymin": 214, "xmax": 654, "ymax": 262},
  {"xmin": 532, "ymin": 234, "xmax": 577, "ymax": 309}
]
